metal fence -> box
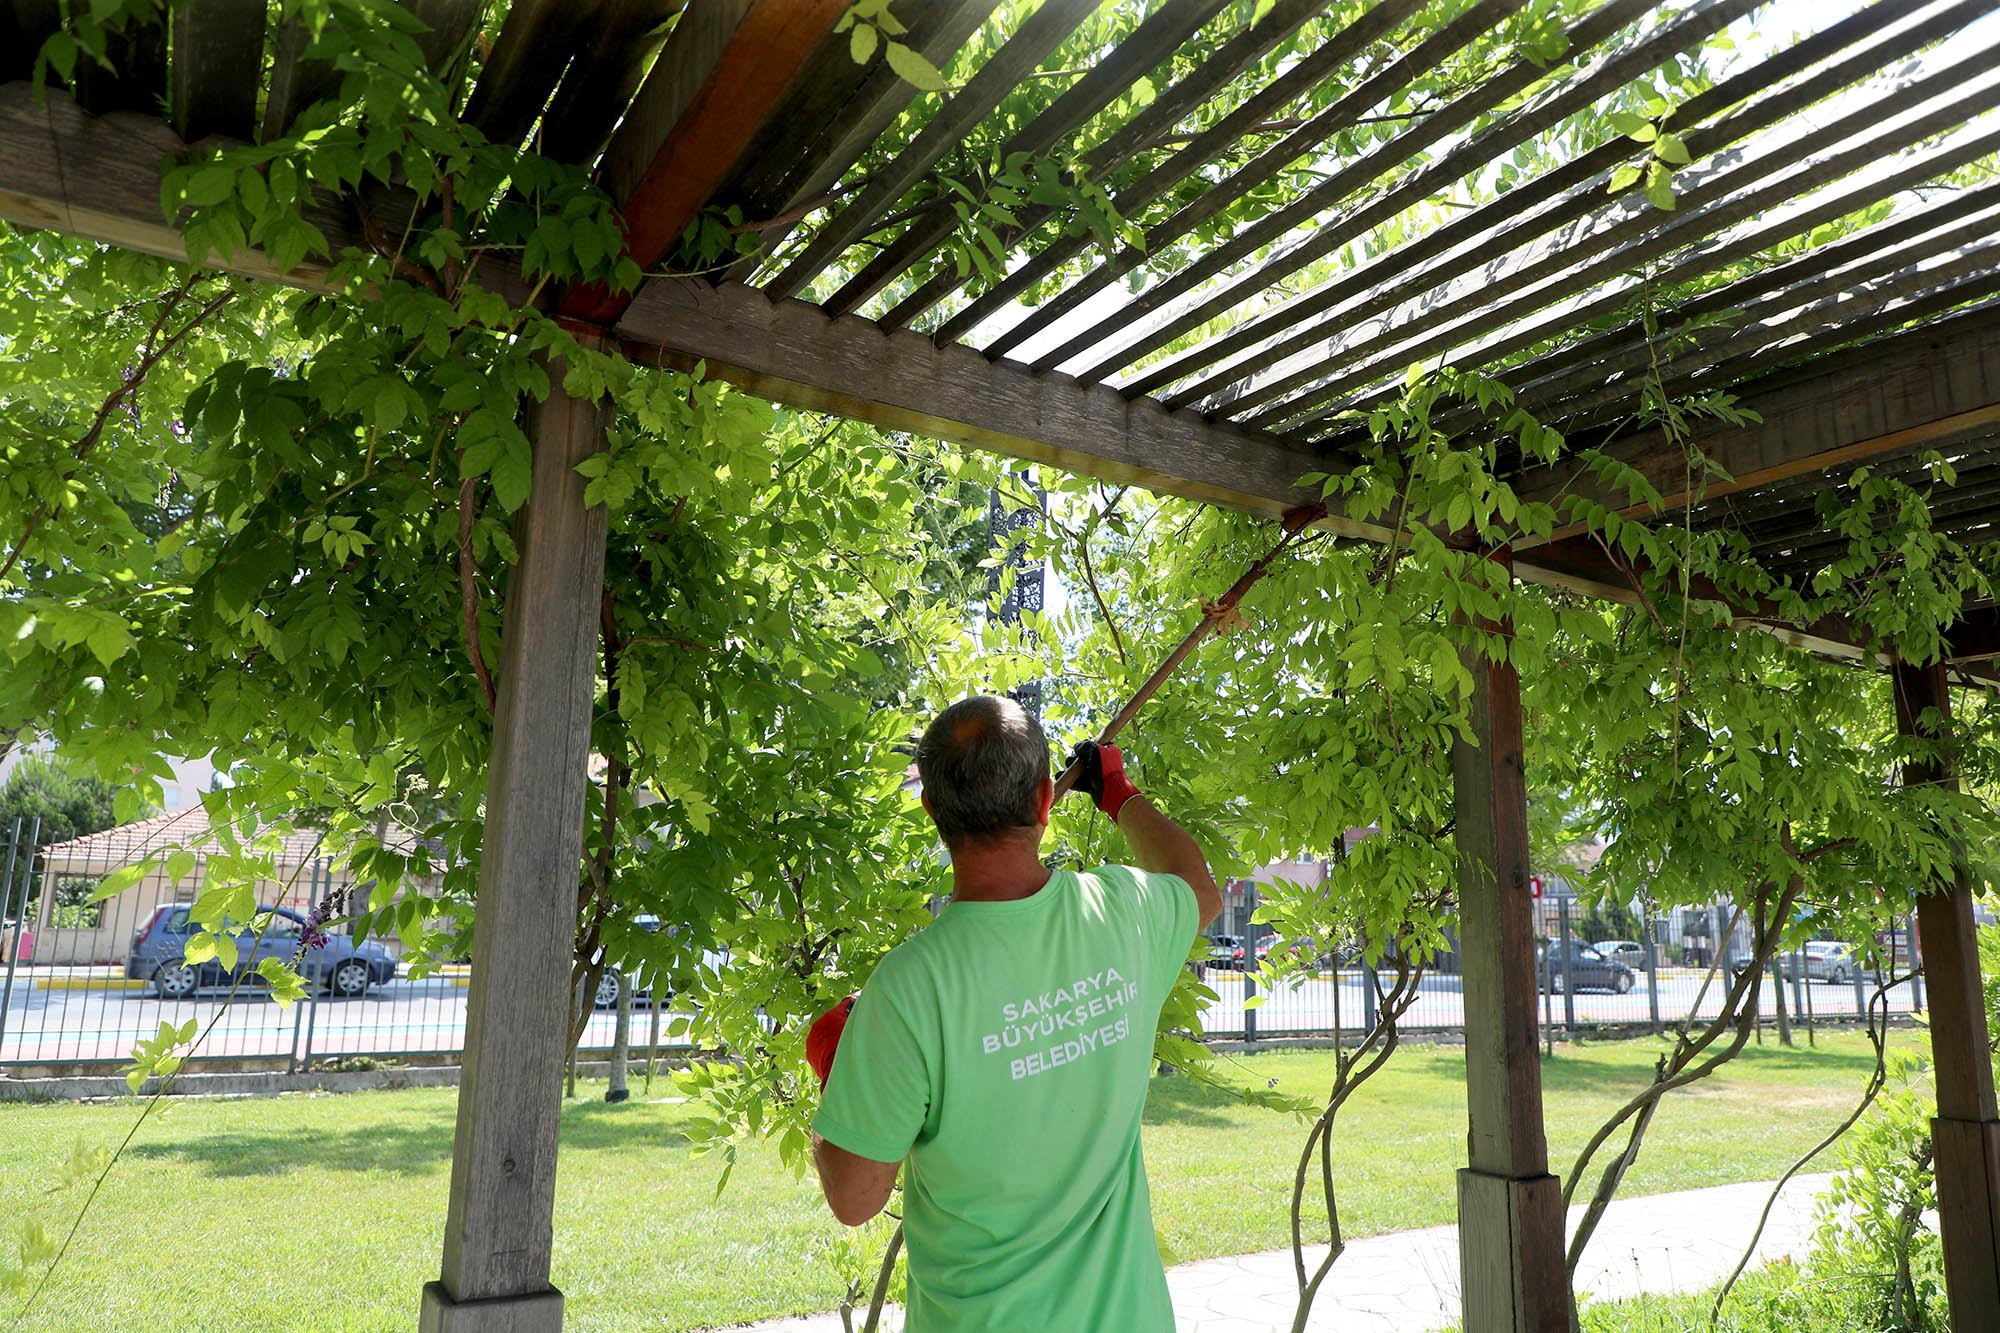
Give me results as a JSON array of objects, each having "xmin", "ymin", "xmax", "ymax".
[
  {"xmin": 0, "ymin": 820, "xmax": 663, "ymax": 1070},
  {"xmin": 1198, "ymin": 895, "xmax": 1924, "ymax": 1042},
  {"xmin": 0, "ymin": 820, "xmax": 1925, "ymax": 1070}
]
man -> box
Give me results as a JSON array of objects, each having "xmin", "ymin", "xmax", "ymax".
[{"xmin": 809, "ymin": 695, "xmax": 1221, "ymax": 1330}]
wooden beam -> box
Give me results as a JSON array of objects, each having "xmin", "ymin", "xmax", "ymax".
[
  {"xmin": 1451, "ymin": 547, "xmax": 1568, "ymax": 1333},
  {"xmin": 170, "ymin": 0, "xmax": 266, "ymax": 143},
  {"xmin": 567, "ymin": 0, "xmax": 844, "ymax": 325},
  {"xmin": 1509, "ymin": 314, "xmax": 2000, "ymax": 547},
  {"xmin": 0, "ymin": 81, "xmax": 1346, "ymax": 531},
  {"xmin": 461, "ymin": 0, "xmax": 602, "ymax": 149},
  {"xmin": 532, "ymin": 0, "xmax": 681, "ymax": 168},
  {"xmin": 72, "ymin": 9, "xmax": 167, "ymax": 118},
  {"xmin": 1890, "ymin": 659, "xmax": 2000, "ymax": 1333},
  {"xmin": 614, "ymin": 276, "xmax": 1370, "ymax": 535},
  {"xmin": 420, "ymin": 339, "xmax": 613, "ymax": 1333}
]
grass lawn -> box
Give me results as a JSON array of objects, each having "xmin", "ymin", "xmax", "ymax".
[{"xmin": 0, "ymin": 1030, "xmax": 1910, "ymax": 1332}]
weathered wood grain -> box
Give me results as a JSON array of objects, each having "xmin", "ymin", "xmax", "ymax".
[
  {"xmin": 615, "ymin": 276, "xmax": 1366, "ymax": 534},
  {"xmin": 71, "ymin": 8, "xmax": 167, "ymax": 117},
  {"xmin": 1452, "ymin": 548, "xmax": 1568, "ymax": 1333},
  {"xmin": 1893, "ymin": 659, "xmax": 2000, "ymax": 1333},
  {"xmin": 461, "ymin": 0, "xmax": 602, "ymax": 149},
  {"xmin": 170, "ymin": 0, "xmax": 265, "ymax": 143},
  {"xmin": 532, "ymin": 0, "xmax": 680, "ymax": 167},
  {"xmin": 1508, "ymin": 313, "xmax": 2000, "ymax": 546},
  {"xmin": 428, "ymin": 343, "xmax": 612, "ymax": 1326}
]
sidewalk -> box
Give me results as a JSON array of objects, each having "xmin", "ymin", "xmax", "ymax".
[{"xmin": 724, "ymin": 1172, "xmax": 1831, "ymax": 1332}]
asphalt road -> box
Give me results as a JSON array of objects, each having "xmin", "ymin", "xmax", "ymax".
[{"xmin": 0, "ymin": 967, "xmax": 1920, "ymax": 1065}]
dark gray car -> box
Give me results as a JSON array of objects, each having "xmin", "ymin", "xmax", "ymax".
[
  {"xmin": 125, "ymin": 902, "xmax": 397, "ymax": 1000},
  {"xmin": 1537, "ymin": 939, "xmax": 1635, "ymax": 994}
]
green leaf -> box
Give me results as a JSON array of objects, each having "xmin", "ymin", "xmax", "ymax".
[
  {"xmin": 258, "ymin": 958, "xmax": 309, "ymax": 1008},
  {"xmin": 165, "ymin": 848, "xmax": 197, "ymax": 887},
  {"xmin": 91, "ymin": 861, "xmax": 157, "ymax": 903},
  {"xmin": 884, "ymin": 41, "xmax": 947, "ymax": 93},
  {"xmin": 848, "ymin": 22, "xmax": 877, "ymax": 65},
  {"xmin": 1608, "ymin": 164, "xmax": 1643, "ymax": 194},
  {"xmin": 86, "ymin": 619, "xmax": 132, "ymax": 668}
]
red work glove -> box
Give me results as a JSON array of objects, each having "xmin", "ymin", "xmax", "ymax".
[
  {"xmin": 807, "ymin": 995, "xmax": 856, "ymax": 1089},
  {"xmin": 1069, "ymin": 740, "xmax": 1142, "ymax": 822}
]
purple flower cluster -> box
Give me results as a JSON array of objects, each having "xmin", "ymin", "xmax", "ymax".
[{"xmin": 289, "ymin": 888, "xmax": 349, "ymax": 968}]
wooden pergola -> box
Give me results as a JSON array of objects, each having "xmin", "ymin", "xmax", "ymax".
[{"xmin": 3, "ymin": 1, "xmax": 1999, "ymax": 1329}]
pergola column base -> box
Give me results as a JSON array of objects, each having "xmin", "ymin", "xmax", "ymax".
[
  {"xmin": 1932, "ymin": 1116, "xmax": 2000, "ymax": 1328},
  {"xmin": 419, "ymin": 1281, "xmax": 563, "ymax": 1333},
  {"xmin": 1457, "ymin": 1169, "xmax": 1568, "ymax": 1333}
]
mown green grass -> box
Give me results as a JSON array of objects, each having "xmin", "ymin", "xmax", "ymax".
[{"xmin": 0, "ymin": 1031, "xmax": 1911, "ymax": 1332}]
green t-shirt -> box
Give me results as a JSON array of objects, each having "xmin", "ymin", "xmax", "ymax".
[{"xmin": 814, "ymin": 864, "xmax": 1197, "ymax": 1332}]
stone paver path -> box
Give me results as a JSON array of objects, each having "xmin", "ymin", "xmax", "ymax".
[{"xmin": 724, "ymin": 1172, "xmax": 1832, "ymax": 1332}]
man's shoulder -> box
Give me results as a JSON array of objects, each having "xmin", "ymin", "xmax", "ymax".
[{"xmin": 1083, "ymin": 863, "xmax": 1190, "ymax": 892}]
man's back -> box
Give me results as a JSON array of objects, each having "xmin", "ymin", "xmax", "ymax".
[{"xmin": 815, "ymin": 864, "xmax": 1196, "ymax": 1331}]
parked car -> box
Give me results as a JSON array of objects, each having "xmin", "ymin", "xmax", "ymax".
[
  {"xmin": 1537, "ymin": 939, "xmax": 1635, "ymax": 994},
  {"xmin": 126, "ymin": 902, "xmax": 397, "ymax": 1000},
  {"xmin": 1801, "ymin": 941, "xmax": 1862, "ymax": 984},
  {"xmin": 1591, "ymin": 939, "xmax": 1648, "ymax": 971},
  {"xmin": 591, "ymin": 915, "xmax": 730, "ymax": 1009},
  {"xmin": 1204, "ymin": 934, "xmax": 1247, "ymax": 971},
  {"xmin": 1727, "ymin": 952, "xmax": 1782, "ymax": 982}
]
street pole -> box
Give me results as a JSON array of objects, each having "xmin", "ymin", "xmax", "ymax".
[
  {"xmin": 1645, "ymin": 918, "xmax": 1661, "ymax": 1035},
  {"xmin": 0, "ymin": 818, "xmax": 27, "ymax": 1051},
  {"xmin": 1558, "ymin": 896, "xmax": 1576, "ymax": 1032},
  {"xmin": 1242, "ymin": 878, "xmax": 1258, "ymax": 1048},
  {"xmin": 1910, "ymin": 909, "xmax": 1926, "ymax": 1012}
]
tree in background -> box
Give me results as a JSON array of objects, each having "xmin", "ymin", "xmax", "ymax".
[{"xmin": 0, "ymin": 753, "xmax": 120, "ymax": 848}]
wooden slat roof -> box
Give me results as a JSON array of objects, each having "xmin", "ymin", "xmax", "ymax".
[{"xmin": 3, "ymin": 0, "xmax": 2000, "ymax": 661}]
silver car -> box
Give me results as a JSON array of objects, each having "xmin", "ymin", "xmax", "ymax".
[
  {"xmin": 1801, "ymin": 940, "xmax": 1861, "ymax": 984},
  {"xmin": 1590, "ymin": 939, "xmax": 1648, "ymax": 971}
]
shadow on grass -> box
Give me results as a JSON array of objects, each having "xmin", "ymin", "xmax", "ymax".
[
  {"xmin": 1142, "ymin": 1072, "xmax": 1267, "ymax": 1128},
  {"xmin": 1536, "ymin": 1037, "xmax": 1888, "ymax": 1096},
  {"xmin": 125, "ymin": 1100, "xmax": 691, "ymax": 1178}
]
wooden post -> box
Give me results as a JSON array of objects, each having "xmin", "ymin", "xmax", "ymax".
[
  {"xmin": 421, "ymin": 342, "xmax": 612, "ymax": 1332},
  {"xmin": 1453, "ymin": 548, "xmax": 1568, "ymax": 1333},
  {"xmin": 1891, "ymin": 658, "xmax": 2000, "ymax": 1332}
]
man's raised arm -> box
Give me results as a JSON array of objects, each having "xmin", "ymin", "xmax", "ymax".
[{"xmin": 1071, "ymin": 741, "xmax": 1221, "ymax": 929}]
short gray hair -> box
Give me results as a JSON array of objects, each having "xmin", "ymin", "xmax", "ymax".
[{"xmin": 916, "ymin": 696, "xmax": 1050, "ymax": 845}]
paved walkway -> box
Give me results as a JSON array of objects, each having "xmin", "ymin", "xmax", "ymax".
[{"xmin": 722, "ymin": 1173, "xmax": 1832, "ymax": 1332}]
